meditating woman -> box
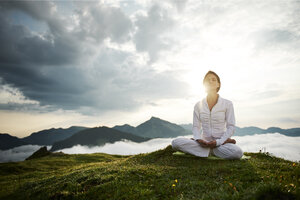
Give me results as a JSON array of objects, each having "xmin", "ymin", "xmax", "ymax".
[{"xmin": 172, "ymin": 70, "xmax": 243, "ymax": 159}]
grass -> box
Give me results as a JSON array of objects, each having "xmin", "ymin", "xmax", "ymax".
[{"xmin": 0, "ymin": 145, "xmax": 299, "ymax": 200}]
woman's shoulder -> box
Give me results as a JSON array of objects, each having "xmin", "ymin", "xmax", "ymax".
[
  {"xmin": 220, "ymin": 95, "xmax": 234, "ymax": 106},
  {"xmin": 193, "ymin": 97, "xmax": 206, "ymax": 110},
  {"xmin": 194, "ymin": 96, "xmax": 205, "ymax": 106}
]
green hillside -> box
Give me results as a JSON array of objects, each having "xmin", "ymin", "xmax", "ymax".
[{"xmin": 0, "ymin": 146, "xmax": 299, "ymax": 200}]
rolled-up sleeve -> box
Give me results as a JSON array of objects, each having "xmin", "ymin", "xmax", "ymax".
[
  {"xmin": 192, "ymin": 103, "xmax": 203, "ymax": 140},
  {"xmin": 216, "ymin": 101, "xmax": 236, "ymax": 146}
]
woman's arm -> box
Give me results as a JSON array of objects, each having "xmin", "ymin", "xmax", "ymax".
[
  {"xmin": 215, "ymin": 101, "xmax": 236, "ymax": 146},
  {"xmin": 192, "ymin": 103, "xmax": 203, "ymax": 140}
]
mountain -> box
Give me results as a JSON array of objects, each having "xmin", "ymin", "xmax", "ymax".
[
  {"xmin": 0, "ymin": 146, "xmax": 298, "ymax": 199},
  {"xmin": 50, "ymin": 126, "xmax": 150, "ymax": 152},
  {"xmin": 179, "ymin": 123, "xmax": 192, "ymax": 131},
  {"xmin": 265, "ymin": 127, "xmax": 300, "ymax": 137},
  {"xmin": 113, "ymin": 116, "xmax": 191, "ymax": 138},
  {"xmin": 135, "ymin": 117, "xmax": 191, "ymax": 138},
  {"xmin": 113, "ymin": 124, "xmax": 139, "ymax": 135},
  {"xmin": 0, "ymin": 133, "xmax": 28, "ymax": 150},
  {"xmin": 21, "ymin": 126, "xmax": 88, "ymax": 145},
  {"xmin": 180, "ymin": 124, "xmax": 300, "ymax": 137},
  {"xmin": 234, "ymin": 126, "xmax": 266, "ymax": 136},
  {"xmin": 235, "ymin": 126, "xmax": 300, "ymax": 137},
  {"xmin": 25, "ymin": 146, "xmax": 51, "ymax": 160}
]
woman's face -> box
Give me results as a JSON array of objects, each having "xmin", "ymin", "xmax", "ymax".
[{"xmin": 204, "ymin": 74, "xmax": 220, "ymax": 93}]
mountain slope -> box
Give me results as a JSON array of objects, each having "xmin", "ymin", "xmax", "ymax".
[
  {"xmin": 112, "ymin": 124, "xmax": 139, "ymax": 135},
  {"xmin": 234, "ymin": 126, "xmax": 266, "ymax": 136},
  {"xmin": 21, "ymin": 126, "xmax": 88, "ymax": 145},
  {"xmin": 114, "ymin": 116, "xmax": 191, "ymax": 138},
  {"xmin": 0, "ymin": 146, "xmax": 298, "ymax": 199},
  {"xmin": 50, "ymin": 126, "xmax": 150, "ymax": 152},
  {"xmin": 0, "ymin": 133, "xmax": 28, "ymax": 150}
]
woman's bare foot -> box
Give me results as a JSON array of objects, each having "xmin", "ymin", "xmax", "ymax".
[{"xmin": 224, "ymin": 138, "xmax": 236, "ymax": 144}]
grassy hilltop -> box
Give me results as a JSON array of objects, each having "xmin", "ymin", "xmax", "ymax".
[{"xmin": 0, "ymin": 146, "xmax": 299, "ymax": 200}]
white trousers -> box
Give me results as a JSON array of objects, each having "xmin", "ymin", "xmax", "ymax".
[{"xmin": 171, "ymin": 138, "xmax": 243, "ymax": 159}]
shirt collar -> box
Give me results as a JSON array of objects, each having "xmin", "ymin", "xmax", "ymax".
[{"xmin": 203, "ymin": 94, "xmax": 221, "ymax": 108}]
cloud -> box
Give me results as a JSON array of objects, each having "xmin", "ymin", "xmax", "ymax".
[
  {"xmin": 57, "ymin": 133, "xmax": 300, "ymax": 162},
  {"xmin": 0, "ymin": 1, "xmax": 57, "ymax": 22},
  {"xmin": 251, "ymin": 29, "xmax": 300, "ymax": 52},
  {"xmin": 169, "ymin": 0, "xmax": 188, "ymax": 13},
  {"xmin": 73, "ymin": 2, "xmax": 133, "ymax": 43},
  {"xmin": 54, "ymin": 137, "xmax": 175, "ymax": 155},
  {"xmin": 133, "ymin": 4, "xmax": 176, "ymax": 62},
  {"xmin": 0, "ymin": 6, "xmax": 81, "ymax": 66},
  {"xmin": 0, "ymin": 145, "xmax": 51, "ymax": 163},
  {"xmin": 0, "ymin": 0, "xmax": 300, "ymax": 134},
  {"xmin": 233, "ymin": 133, "xmax": 300, "ymax": 162},
  {"xmin": 0, "ymin": 1, "xmax": 189, "ymax": 114},
  {"xmin": 278, "ymin": 117, "xmax": 299, "ymax": 124},
  {"xmin": 1, "ymin": 134, "xmax": 299, "ymax": 163}
]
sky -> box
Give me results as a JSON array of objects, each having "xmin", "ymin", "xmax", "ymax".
[
  {"xmin": 0, "ymin": 0, "xmax": 300, "ymax": 138},
  {"xmin": 1, "ymin": 133, "xmax": 299, "ymax": 163}
]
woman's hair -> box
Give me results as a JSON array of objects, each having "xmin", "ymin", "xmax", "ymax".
[{"xmin": 203, "ymin": 70, "xmax": 221, "ymax": 92}]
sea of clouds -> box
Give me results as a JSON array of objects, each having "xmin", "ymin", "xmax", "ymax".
[
  {"xmin": 0, "ymin": 145, "xmax": 52, "ymax": 163},
  {"xmin": 0, "ymin": 133, "xmax": 299, "ymax": 163}
]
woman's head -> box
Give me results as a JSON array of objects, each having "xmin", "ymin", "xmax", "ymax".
[{"xmin": 203, "ymin": 70, "xmax": 221, "ymax": 93}]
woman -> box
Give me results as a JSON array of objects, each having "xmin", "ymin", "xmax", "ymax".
[{"xmin": 172, "ymin": 70, "xmax": 243, "ymax": 159}]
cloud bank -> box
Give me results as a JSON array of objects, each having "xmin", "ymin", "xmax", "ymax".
[
  {"xmin": 0, "ymin": 145, "xmax": 51, "ymax": 163},
  {"xmin": 57, "ymin": 133, "xmax": 300, "ymax": 162},
  {"xmin": 1, "ymin": 133, "xmax": 299, "ymax": 163}
]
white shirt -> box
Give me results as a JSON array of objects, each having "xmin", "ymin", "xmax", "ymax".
[{"xmin": 192, "ymin": 94, "xmax": 236, "ymax": 147}]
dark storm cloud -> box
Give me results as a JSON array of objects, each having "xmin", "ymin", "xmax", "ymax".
[
  {"xmin": 0, "ymin": 1, "xmax": 55, "ymax": 21},
  {"xmin": 0, "ymin": 11, "xmax": 80, "ymax": 66},
  {"xmin": 0, "ymin": 1, "xmax": 189, "ymax": 114},
  {"xmin": 0, "ymin": 1, "xmax": 70, "ymax": 36}
]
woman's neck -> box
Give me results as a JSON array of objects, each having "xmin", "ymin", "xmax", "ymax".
[{"xmin": 206, "ymin": 93, "xmax": 219, "ymax": 101}]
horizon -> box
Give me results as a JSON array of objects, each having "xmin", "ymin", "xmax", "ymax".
[
  {"xmin": 2, "ymin": 114, "xmax": 299, "ymax": 138},
  {"xmin": 0, "ymin": 1, "xmax": 299, "ymax": 137}
]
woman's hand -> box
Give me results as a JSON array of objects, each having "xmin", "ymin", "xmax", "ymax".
[
  {"xmin": 224, "ymin": 138, "xmax": 236, "ymax": 144},
  {"xmin": 207, "ymin": 140, "xmax": 216, "ymax": 148},
  {"xmin": 196, "ymin": 139, "xmax": 209, "ymax": 147}
]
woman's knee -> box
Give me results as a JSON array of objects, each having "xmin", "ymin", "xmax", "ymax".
[
  {"xmin": 171, "ymin": 138, "xmax": 180, "ymax": 150},
  {"xmin": 171, "ymin": 138, "xmax": 190, "ymax": 150},
  {"xmin": 214, "ymin": 144, "xmax": 243, "ymax": 159},
  {"xmin": 234, "ymin": 147, "xmax": 244, "ymax": 159},
  {"xmin": 230, "ymin": 146, "xmax": 243, "ymax": 159}
]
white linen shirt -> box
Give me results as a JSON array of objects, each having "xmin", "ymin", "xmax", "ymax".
[{"xmin": 192, "ymin": 94, "xmax": 236, "ymax": 147}]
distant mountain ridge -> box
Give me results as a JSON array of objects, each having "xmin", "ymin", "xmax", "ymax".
[
  {"xmin": 0, "ymin": 134, "xmax": 28, "ymax": 150},
  {"xmin": 113, "ymin": 116, "xmax": 191, "ymax": 138},
  {"xmin": 22, "ymin": 126, "xmax": 88, "ymax": 145},
  {"xmin": 0, "ymin": 126, "xmax": 88, "ymax": 150},
  {"xmin": 1, "ymin": 117, "xmax": 299, "ymax": 151},
  {"xmin": 50, "ymin": 126, "xmax": 150, "ymax": 152},
  {"xmin": 179, "ymin": 124, "xmax": 300, "ymax": 137}
]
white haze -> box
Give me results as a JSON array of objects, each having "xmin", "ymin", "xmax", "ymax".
[
  {"xmin": 0, "ymin": 133, "xmax": 299, "ymax": 163},
  {"xmin": 0, "ymin": 145, "xmax": 51, "ymax": 163}
]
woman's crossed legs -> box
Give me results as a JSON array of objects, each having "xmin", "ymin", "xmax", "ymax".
[{"xmin": 171, "ymin": 138, "xmax": 243, "ymax": 159}]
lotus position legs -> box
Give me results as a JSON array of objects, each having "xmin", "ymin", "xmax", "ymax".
[{"xmin": 171, "ymin": 138, "xmax": 243, "ymax": 159}]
